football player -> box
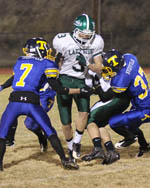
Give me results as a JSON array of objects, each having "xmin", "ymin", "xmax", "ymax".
[
  {"xmin": 99, "ymin": 49, "xmax": 150, "ymax": 153},
  {"xmin": 0, "ymin": 76, "xmax": 56, "ymax": 152},
  {"xmin": 80, "ymin": 70, "xmax": 129, "ymax": 164},
  {"xmin": 52, "ymin": 13, "xmax": 104, "ymax": 161},
  {"xmin": 0, "ymin": 37, "xmax": 92, "ymax": 171}
]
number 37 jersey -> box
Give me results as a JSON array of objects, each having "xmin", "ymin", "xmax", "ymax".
[
  {"xmin": 12, "ymin": 56, "xmax": 59, "ymax": 94},
  {"xmin": 111, "ymin": 53, "xmax": 150, "ymax": 109}
]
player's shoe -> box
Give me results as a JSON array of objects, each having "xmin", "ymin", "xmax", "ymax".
[
  {"xmin": 136, "ymin": 144, "xmax": 150, "ymax": 157},
  {"xmin": 115, "ymin": 136, "xmax": 137, "ymax": 149},
  {"xmin": 61, "ymin": 158, "xmax": 79, "ymax": 170},
  {"xmin": 102, "ymin": 150, "xmax": 120, "ymax": 165},
  {"xmin": 68, "ymin": 149, "xmax": 79, "ymax": 169},
  {"xmin": 81, "ymin": 147, "xmax": 105, "ymax": 161},
  {"xmin": 72, "ymin": 143, "xmax": 81, "ymax": 159},
  {"xmin": 38, "ymin": 135, "xmax": 48, "ymax": 152},
  {"xmin": 6, "ymin": 140, "xmax": 15, "ymax": 147}
]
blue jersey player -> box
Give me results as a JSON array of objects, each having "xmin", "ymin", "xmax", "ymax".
[
  {"xmin": 0, "ymin": 37, "xmax": 91, "ymax": 171},
  {"xmin": 0, "ymin": 75, "xmax": 56, "ymax": 152},
  {"xmin": 99, "ymin": 49, "xmax": 150, "ymax": 151}
]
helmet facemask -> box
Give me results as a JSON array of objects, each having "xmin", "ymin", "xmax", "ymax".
[
  {"xmin": 23, "ymin": 38, "xmax": 52, "ymax": 59},
  {"xmin": 101, "ymin": 67, "xmax": 117, "ymax": 80},
  {"xmin": 73, "ymin": 28, "xmax": 95, "ymax": 48}
]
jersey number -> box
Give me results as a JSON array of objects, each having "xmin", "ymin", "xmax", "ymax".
[
  {"xmin": 134, "ymin": 67, "xmax": 148, "ymax": 99},
  {"xmin": 16, "ymin": 64, "xmax": 33, "ymax": 87}
]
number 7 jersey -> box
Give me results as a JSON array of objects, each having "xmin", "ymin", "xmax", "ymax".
[
  {"xmin": 12, "ymin": 56, "xmax": 59, "ymax": 94},
  {"xmin": 111, "ymin": 53, "xmax": 150, "ymax": 109}
]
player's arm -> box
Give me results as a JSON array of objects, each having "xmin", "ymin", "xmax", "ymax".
[
  {"xmin": 47, "ymin": 78, "xmax": 93, "ymax": 95},
  {"xmin": 47, "ymin": 78, "xmax": 79, "ymax": 94},
  {"xmin": 95, "ymin": 85, "xmax": 115, "ymax": 102},
  {"xmin": 0, "ymin": 75, "xmax": 14, "ymax": 91},
  {"xmin": 76, "ymin": 53, "xmax": 103, "ymax": 74}
]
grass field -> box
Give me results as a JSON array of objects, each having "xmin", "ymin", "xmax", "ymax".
[{"xmin": 0, "ymin": 74, "xmax": 150, "ymax": 188}]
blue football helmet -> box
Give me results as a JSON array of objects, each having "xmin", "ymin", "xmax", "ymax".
[
  {"xmin": 102, "ymin": 49, "xmax": 124, "ymax": 79},
  {"xmin": 23, "ymin": 37, "xmax": 54, "ymax": 60}
]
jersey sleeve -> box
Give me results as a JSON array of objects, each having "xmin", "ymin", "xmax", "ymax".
[
  {"xmin": 52, "ymin": 33, "xmax": 64, "ymax": 54},
  {"xmin": 92, "ymin": 34, "xmax": 104, "ymax": 58},
  {"xmin": 44, "ymin": 59, "xmax": 59, "ymax": 79},
  {"xmin": 111, "ymin": 71, "xmax": 131, "ymax": 93}
]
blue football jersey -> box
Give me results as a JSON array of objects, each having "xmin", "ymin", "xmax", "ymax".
[
  {"xmin": 111, "ymin": 53, "xmax": 150, "ymax": 109},
  {"xmin": 12, "ymin": 56, "xmax": 59, "ymax": 94}
]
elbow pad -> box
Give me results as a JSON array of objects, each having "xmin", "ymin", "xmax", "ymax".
[{"xmin": 47, "ymin": 78, "xmax": 69, "ymax": 94}]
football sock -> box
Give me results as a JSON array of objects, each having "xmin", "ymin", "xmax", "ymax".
[
  {"xmin": 48, "ymin": 134, "xmax": 66, "ymax": 161},
  {"xmin": 104, "ymin": 141, "xmax": 114, "ymax": 151},
  {"xmin": 134, "ymin": 128, "xmax": 148, "ymax": 149},
  {"xmin": 66, "ymin": 137, "xmax": 73, "ymax": 151},
  {"xmin": 92, "ymin": 137, "xmax": 102, "ymax": 148},
  {"xmin": 0, "ymin": 139, "xmax": 6, "ymax": 165},
  {"xmin": 73, "ymin": 129, "xmax": 83, "ymax": 144}
]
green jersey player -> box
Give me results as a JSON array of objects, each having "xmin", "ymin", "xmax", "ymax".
[{"xmin": 52, "ymin": 14, "xmax": 104, "ymax": 162}]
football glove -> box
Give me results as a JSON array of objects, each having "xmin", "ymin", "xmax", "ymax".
[
  {"xmin": 76, "ymin": 53, "xmax": 89, "ymax": 67},
  {"xmin": 55, "ymin": 52, "xmax": 64, "ymax": 65},
  {"xmin": 80, "ymin": 86, "xmax": 94, "ymax": 96},
  {"xmin": 92, "ymin": 75, "xmax": 100, "ymax": 88}
]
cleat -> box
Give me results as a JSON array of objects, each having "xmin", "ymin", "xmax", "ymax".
[
  {"xmin": 115, "ymin": 136, "xmax": 137, "ymax": 149},
  {"xmin": 82, "ymin": 147, "xmax": 105, "ymax": 161},
  {"xmin": 6, "ymin": 140, "xmax": 15, "ymax": 147},
  {"xmin": 136, "ymin": 145, "xmax": 150, "ymax": 157},
  {"xmin": 68, "ymin": 149, "xmax": 75, "ymax": 163},
  {"xmin": 102, "ymin": 150, "xmax": 120, "ymax": 165},
  {"xmin": 72, "ymin": 143, "xmax": 81, "ymax": 159},
  {"xmin": 68, "ymin": 149, "xmax": 79, "ymax": 169},
  {"xmin": 61, "ymin": 159, "xmax": 79, "ymax": 170},
  {"xmin": 39, "ymin": 135, "xmax": 48, "ymax": 152}
]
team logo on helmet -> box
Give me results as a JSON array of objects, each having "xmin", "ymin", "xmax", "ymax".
[{"xmin": 102, "ymin": 49, "xmax": 124, "ymax": 80}]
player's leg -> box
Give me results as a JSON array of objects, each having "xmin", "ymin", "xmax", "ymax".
[
  {"xmin": 82, "ymin": 97, "xmax": 129, "ymax": 163},
  {"xmin": 82, "ymin": 122, "xmax": 105, "ymax": 161},
  {"xmin": 24, "ymin": 117, "xmax": 48, "ymax": 152},
  {"xmin": 57, "ymin": 93, "xmax": 78, "ymax": 164},
  {"xmin": 72, "ymin": 94, "xmax": 90, "ymax": 159},
  {"xmin": 129, "ymin": 127, "xmax": 149, "ymax": 157},
  {"xmin": 0, "ymin": 102, "xmax": 19, "ymax": 171},
  {"xmin": 109, "ymin": 110, "xmax": 145, "ymax": 148},
  {"xmin": 6, "ymin": 119, "xmax": 18, "ymax": 146},
  {"xmin": 29, "ymin": 104, "xmax": 79, "ymax": 170}
]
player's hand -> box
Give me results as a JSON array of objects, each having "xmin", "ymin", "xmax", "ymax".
[
  {"xmin": 80, "ymin": 86, "xmax": 94, "ymax": 96},
  {"xmin": 0, "ymin": 85, "xmax": 3, "ymax": 92},
  {"xmin": 92, "ymin": 75, "xmax": 100, "ymax": 88},
  {"xmin": 55, "ymin": 52, "xmax": 64, "ymax": 65},
  {"xmin": 76, "ymin": 53, "xmax": 87, "ymax": 66}
]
